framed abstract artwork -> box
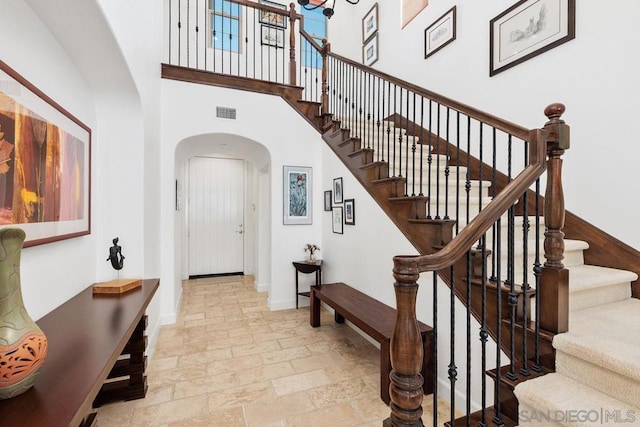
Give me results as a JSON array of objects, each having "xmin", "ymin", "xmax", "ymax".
[
  {"xmin": 0, "ymin": 60, "xmax": 91, "ymax": 247},
  {"xmin": 283, "ymin": 165, "xmax": 312, "ymax": 225},
  {"xmin": 490, "ymin": 0, "xmax": 576, "ymax": 76}
]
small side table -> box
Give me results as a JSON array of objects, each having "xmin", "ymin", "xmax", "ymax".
[{"xmin": 292, "ymin": 260, "xmax": 322, "ymax": 309}]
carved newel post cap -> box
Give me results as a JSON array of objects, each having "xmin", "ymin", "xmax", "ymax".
[{"xmin": 544, "ymin": 103, "xmax": 566, "ymax": 121}]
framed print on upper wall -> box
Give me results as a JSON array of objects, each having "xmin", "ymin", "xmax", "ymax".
[
  {"xmin": 490, "ymin": 0, "xmax": 576, "ymax": 76},
  {"xmin": 424, "ymin": 6, "xmax": 456, "ymax": 58},
  {"xmin": 259, "ymin": 0, "xmax": 287, "ymax": 28},
  {"xmin": 362, "ymin": 33, "xmax": 379, "ymax": 67},
  {"xmin": 283, "ymin": 165, "xmax": 312, "ymax": 225},
  {"xmin": 0, "ymin": 60, "xmax": 91, "ymax": 248},
  {"xmin": 362, "ymin": 3, "xmax": 378, "ymax": 43}
]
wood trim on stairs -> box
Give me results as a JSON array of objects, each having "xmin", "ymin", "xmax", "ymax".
[{"xmin": 160, "ymin": 63, "xmax": 322, "ymax": 130}]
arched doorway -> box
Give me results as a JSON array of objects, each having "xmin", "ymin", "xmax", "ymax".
[{"xmin": 175, "ymin": 133, "xmax": 271, "ymax": 288}]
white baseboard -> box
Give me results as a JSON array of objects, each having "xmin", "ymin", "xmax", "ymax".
[
  {"xmin": 256, "ymin": 282, "xmax": 269, "ymax": 293},
  {"xmin": 268, "ymin": 297, "xmax": 296, "ymax": 311}
]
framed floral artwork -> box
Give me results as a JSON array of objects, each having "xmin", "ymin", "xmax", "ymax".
[{"xmin": 283, "ymin": 165, "xmax": 312, "ymax": 225}]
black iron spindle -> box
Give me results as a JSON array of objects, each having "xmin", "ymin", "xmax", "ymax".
[
  {"xmin": 480, "ymin": 234, "xmax": 488, "ymax": 427},
  {"xmin": 433, "ymin": 271, "xmax": 439, "ymax": 427},
  {"xmin": 533, "ymin": 177, "xmax": 542, "ymax": 373},
  {"xmin": 419, "ymin": 98, "xmax": 425, "ymax": 197},
  {"xmin": 410, "ymin": 93, "xmax": 417, "ymax": 197},
  {"xmin": 444, "ymin": 107, "xmax": 451, "ymax": 220},
  {"xmin": 506, "ymin": 133, "xmax": 518, "ymax": 382},
  {"xmin": 493, "ymin": 216, "xmax": 505, "ymax": 426},
  {"xmin": 490, "ymin": 128, "xmax": 498, "ymax": 282},
  {"xmin": 178, "ymin": 0, "xmax": 182, "ymax": 66},
  {"xmin": 435, "ymin": 104, "xmax": 441, "ymax": 219},
  {"xmin": 520, "ymin": 141, "xmax": 531, "ymax": 378},
  {"xmin": 195, "ymin": 0, "xmax": 199, "ymax": 69},
  {"xmin": 449, "ymin": 265, "xmax": 457, "ymax": 425},
  {"xmin": 169, "ymin": 0, "xmax": 173, "ymax": 63},
  {"xmin": 427, "ymin": 100, "xmax": 433, "ymax": 219}
]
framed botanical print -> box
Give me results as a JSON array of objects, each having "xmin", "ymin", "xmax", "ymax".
[{"xmin": 283, "ymin": 165, "xmax": 312, "ymax": 225}]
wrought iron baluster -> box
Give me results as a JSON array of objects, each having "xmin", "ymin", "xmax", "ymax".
[
  {"xmin": 435, "ymin": 103, "xmax": 441, "ymax": 219},
  {"xmin": 444, "ymin": 107, "xmax": 451, "ymax": 220},
  {"xmin": 178, "ymin": 0, "xmax": 182, "ymax": 66},
  {"xmin": 427, "ymin": 100, "xmax": 433, "ymax": 219},
  {"xmin": 449, "ymin": 265, "xmax": 457, "ymax": 425},
  {"xmin": 520, "ymin": 140, "xmax": 531, "ymax": 378},
  {"xmin": 533, "ymin": 177, "xmax": 542, "ymax": 373}
]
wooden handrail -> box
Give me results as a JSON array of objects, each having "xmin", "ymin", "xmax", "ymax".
[
  {"xmin": 393, "ymin": 129, "xmax": 547, "ymax": 275},
  {"xmin": 300, "ymin": 27, "xmax": 323, "ymax": 52},
  {"xmin": 327, "ymin": 51, "xmax": 530, "ymax": 140},
  {"xmin": 226, "ymin": 0, "xmax": 299, "ymax": 19}
]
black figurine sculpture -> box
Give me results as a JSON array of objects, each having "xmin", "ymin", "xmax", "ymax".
[{"xmin": 107, "ymin": 237, "xmax": 125, "ymax": 271}]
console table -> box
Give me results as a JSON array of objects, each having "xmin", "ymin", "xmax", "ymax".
[
  {"xmin": 0, "ymin": 278, "xmax": 159, "ymax": 427},
  {"xmin": 292, "ymin": 260, "xmax": 322, "ymax": 309}
]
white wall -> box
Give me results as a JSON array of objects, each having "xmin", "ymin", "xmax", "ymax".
[
  {"xmin": 329, "ymin": 0, "xmax": 640, "ymax": 251},
  {"xmin": 161, "ymin": 81, "xmax": 324, "ymax": 317},
  {"xmin": 0, "ymin": 0, "xmax": 98, "ymax": 319},
  {"xmin": 0, "ymin": 0, "xmax": 165, "ymax": 357}
]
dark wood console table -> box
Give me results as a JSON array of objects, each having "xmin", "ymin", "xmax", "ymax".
[
  {"xmin": 0, "ymin": 278, "xmax": 159, "ymax": 427},
  {"xmin": 292, "ymin": 260, "xmax": 322, "ymax": 309}
]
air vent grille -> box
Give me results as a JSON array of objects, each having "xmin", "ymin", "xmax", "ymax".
[{"xmin": 216, "ymin": 106, "xmax": 237, "ymax": 120}]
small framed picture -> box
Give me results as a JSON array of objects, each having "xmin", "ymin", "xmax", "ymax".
[
  {"xmin": 344, "ymin": 199, "xmax": 355, "ymax": 225},
  {"xmin": 259, "ymin": 0, "xmax": 287, "ymax": 28},
  {"xmin": 261, "ymin": 25, "xmax": 285, "ymax": 48},
  {"xmin": 362, "ymin": 3, "xmax": 378, "ymax": 43},
  {"xmin": 332, "ymin": 207, "xmax": 344, "ymax": 234},
  {"xmin": 424, "ymin": 6, "xmax": 456, "ymax": 59},
  {"xmin": 362, "ymin": 33, "xmax": 379, "ymax": 67},
  {"xmin": 490, "ymin": 0, "xmax": 576, "ymax": 76},
  {"xmin": 333, "ymin": 177, "xmax": 343, "ymax": 204},
  {"xmin": 324, "ymin": 190, "xmax": 332, "ymax": 211}
]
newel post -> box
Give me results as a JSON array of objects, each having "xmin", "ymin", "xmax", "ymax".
[
  {"xmin": 288, "ymin": 3, "xmax": 297, "ymax": 86},
  {"xmin": 386, "ymin": 257, "xmax": 424, "ymax": 427},
  {"xmin": 321, "ymin": 39, "xmax": 331, "ymax": 115},
  {"xmin": 539, "ymin": 103, "xmax": 570, "ymax": 334}
]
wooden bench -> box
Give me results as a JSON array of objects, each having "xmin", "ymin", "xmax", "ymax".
[{"xmin": 310, "ymin": 282, "xmax": 434, "ymax": 405}]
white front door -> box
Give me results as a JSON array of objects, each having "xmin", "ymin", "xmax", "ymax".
[{"xmin": 188, "ymin": 157, "xmax": 244, "ymax": 276}]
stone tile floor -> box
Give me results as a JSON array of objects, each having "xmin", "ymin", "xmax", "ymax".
[{"xmin": 96, "ymin": 275, "xmax": 450, "ymax": 426}]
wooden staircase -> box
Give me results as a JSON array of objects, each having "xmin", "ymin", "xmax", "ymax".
[{"xmin": 161, "ymin": 60, "xmax": 640, "ymax": 426}]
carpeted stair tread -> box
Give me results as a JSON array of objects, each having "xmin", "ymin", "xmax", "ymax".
[
  {"xmin": 565, "ymin": 265, "xmax": 635, "ymax": 310},
  {"xmin": 555, "ymin": 298, "xmax": 640, "ymax": 383},
  {"xmin": 514, "ymin": 373, "xmax": 640, "ymax": 426}
]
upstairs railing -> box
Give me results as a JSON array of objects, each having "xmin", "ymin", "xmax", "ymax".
[
  {"xmin": 165, "ymin": 0, "xmax": 323, "ymax": 103},
  {"xmin": 164, "ymin": 4, "xmax": 571, "ymax": 424}
]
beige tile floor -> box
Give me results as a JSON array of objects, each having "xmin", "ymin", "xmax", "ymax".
[{"xmin": 96, "ymin": 275, "xmax": 451, "ymax": 426}]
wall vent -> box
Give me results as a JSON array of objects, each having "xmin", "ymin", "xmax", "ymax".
[{"xmin": 216, "ymin": 106, "xmax": 237, "ymax": 120}]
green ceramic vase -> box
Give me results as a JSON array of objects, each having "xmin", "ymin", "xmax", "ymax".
[{"xmin": 0, "ymin": 228, "xmax": 48, "ymax": 399}]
